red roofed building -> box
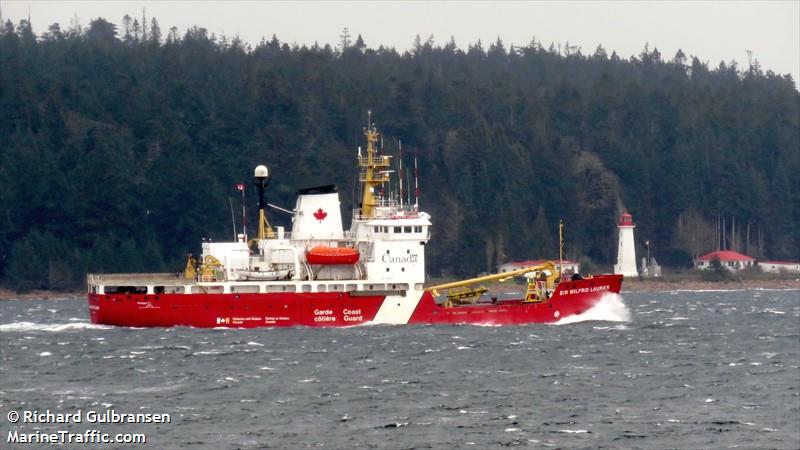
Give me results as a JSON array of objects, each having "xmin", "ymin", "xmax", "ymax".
[{"xmin": 694, "ymin": 250, "xmax": 755, "ymax": 271}]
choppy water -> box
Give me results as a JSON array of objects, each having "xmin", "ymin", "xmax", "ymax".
[{"xmin": 1, "ymin": 290, "xmax": 798, "ymax": 449}]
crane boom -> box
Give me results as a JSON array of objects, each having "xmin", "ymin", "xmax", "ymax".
[{"xmin": 426, "ymin": 262, "xmax": 557, "ymax": 295}]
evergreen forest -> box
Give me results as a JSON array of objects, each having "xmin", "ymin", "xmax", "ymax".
[{"xmin": 1, "ymin": 17, "xmax": 799, "ymax": 292}]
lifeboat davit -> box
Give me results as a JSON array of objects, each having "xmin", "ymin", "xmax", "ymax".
[{"xmin": 306, "ymin": 246, "xmax": 360, "ymax": 265}]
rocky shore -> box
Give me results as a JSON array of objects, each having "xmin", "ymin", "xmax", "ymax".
[
  {"xmin": 0, "ymin": 289, "xmax": 85, "ymax": 301},
  {"xmin": 620, "ymin": 278, "xmax": 800, "ymax": 292}
]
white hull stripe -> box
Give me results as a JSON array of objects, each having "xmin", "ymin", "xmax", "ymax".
[{"xmin": 371, "ymin": 289, "xmax": 423, "ymax": 324}]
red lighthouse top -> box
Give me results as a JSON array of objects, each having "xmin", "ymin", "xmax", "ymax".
[{"xmin": 618, "ymin": 213, "xmax": 635, "ymax": 227}]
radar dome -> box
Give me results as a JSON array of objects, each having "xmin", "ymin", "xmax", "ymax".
[{"xmin": 254, "ymin": 165, "xmax": 269, "ymax": 178}]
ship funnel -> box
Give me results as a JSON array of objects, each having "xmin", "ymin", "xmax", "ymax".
[{"xmin": 292, "ymin": 185, "xmax": 344, "ymax": 240}]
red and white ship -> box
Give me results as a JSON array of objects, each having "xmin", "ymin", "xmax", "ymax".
[{"xmin": 88, "ymin": 116, "xmax": 622, "ymax": 327}]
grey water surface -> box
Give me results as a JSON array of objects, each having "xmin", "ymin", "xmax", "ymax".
[{"xmin": 1, "ymin": 290, "xmax": 798, "ymax": 449}]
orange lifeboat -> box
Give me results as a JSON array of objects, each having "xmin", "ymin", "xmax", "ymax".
[{"xmin": 306, "ymin": 246, "xmax": 360, "ymax": 265}]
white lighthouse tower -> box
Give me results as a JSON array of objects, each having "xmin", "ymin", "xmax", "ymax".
[{"xmin": 614, "ymin": 213, "xmax": 639, "ymax": 277}]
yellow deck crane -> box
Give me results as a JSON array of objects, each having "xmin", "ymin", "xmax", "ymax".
[{"xmin": 426, "ymin": 262, "xmax": 561, "ymax": 307}]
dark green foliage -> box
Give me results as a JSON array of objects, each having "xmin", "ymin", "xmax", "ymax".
[
  {"xmin": 1, "ymin": 18, "xmax": 798, "ymax": 291},
  {"xmin": 701, "ymin": 256, "xmax": 731, "ymax": 282}
]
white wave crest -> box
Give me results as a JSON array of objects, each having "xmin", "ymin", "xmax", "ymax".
[
  {"xmin": 0, "ymin": 322, "xmax": 111, "ymax": 332},
  {"xmin": 553, "ymin": 292, "xmax": 631, "ymax": 325}
]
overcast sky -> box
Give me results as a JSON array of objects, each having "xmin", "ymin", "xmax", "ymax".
[{"xmin": 3, "ymin": 1, "xmax": 799, "ymax": 83}]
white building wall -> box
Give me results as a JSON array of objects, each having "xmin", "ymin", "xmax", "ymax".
[
  {"xmin": 499, "ymin": 261, "xmax": 579, "ymax": 274},
  {"xmin": 695, "ymin": 259, "xmax": 755, "ymax": 271},
  {"xmin": 758, "ymin": 262, "xmax": 800, "ymax": 274}
]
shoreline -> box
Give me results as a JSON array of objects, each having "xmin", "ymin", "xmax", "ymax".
[
  {"xmin": 620, "ymin": 278, "xmax": 800, "ymax": 292},
  {"xmin": 1, "ymin": 278, "xmax": 798, "ymax": 301},
  {"xmin": 0, "ymin": 289, "xmax": 85, "ymax": 301}
]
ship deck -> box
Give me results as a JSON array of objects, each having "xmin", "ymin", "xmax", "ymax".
[
  {"xmin": 87, "ymin": 273, "xmax": 188, "ymax": 285},
  {"xmin": 86, "ymin": 272, "xmax": 416, "ymax": 296}
]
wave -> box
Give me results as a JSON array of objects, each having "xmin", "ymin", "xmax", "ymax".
[
  {"xmin": 663, "ymin": 288, "xmax": 800, "ymax": 293},
  {"xmin": 553, "ymin": 292, "xmax": 631, "ymax": 325},
  {"xmin": 0, "ymin": 321, "xmax": 111, "ymax": 332}
]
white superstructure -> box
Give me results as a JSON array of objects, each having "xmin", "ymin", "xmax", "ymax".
[{"xmin": 198, "ymin": 117, "xmax": 432, "ymax": 300}]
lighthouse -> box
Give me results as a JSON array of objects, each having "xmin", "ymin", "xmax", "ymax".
[{"xmin": 613, "ymin": 213, "xmax": 638, "ymax": 277}]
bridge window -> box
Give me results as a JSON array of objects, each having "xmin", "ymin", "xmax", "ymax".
[
  {"xmin": 232, "ymin": 285, "xmax": 260, "ymax": 293},
  {"xmin": 404, "ymin": 226, "xmax": 412, "ymax": 233},
  {"xmin": 105, "ymin": 286, "xmax": 147, "ymax": 294},
  {"xmin": 266, "ymin": 285, "xmax": 295, "ymax": 293},
  {"xmin": 394, "ymin": 226, "xmax": 402, "ymax": 233}
]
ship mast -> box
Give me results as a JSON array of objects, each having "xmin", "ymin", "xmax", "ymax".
[
  {"xmin": 358, "ymin": 110, "xmax": 391, "ymax": 218},
  {"xmin": 559, "ymin": 219, "xmax": 564, "ymax": 279},
  {"xmin": 254, "ymin": 165, "xmax": 275, "ymax": 240}
]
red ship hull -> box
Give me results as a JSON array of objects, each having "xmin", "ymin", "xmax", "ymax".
[
  {"xmin": 409, "ymin": 275, "xmax": 622, "ymax": 325},
  {"xmin": 88, "ymin": 275, "xmax": 622, "ymax": 328}
]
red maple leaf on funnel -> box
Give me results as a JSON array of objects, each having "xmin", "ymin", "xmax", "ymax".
[{"xmin": 313, "ymin": 208, "xmax": 327, "ymax": 222}]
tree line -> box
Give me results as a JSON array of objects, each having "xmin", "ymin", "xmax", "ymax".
[{"xmin": 1, "ymin": 17, "xmax": 798, "ymax": 292}]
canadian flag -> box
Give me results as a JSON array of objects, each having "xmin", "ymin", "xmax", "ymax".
[
  {"xmin": 235, "ymin": 184, "xmax": 245, "ymax": 191},
  {"xmin": 313, "ymin": 208, "xmax": 328, "ymax": 222}
]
